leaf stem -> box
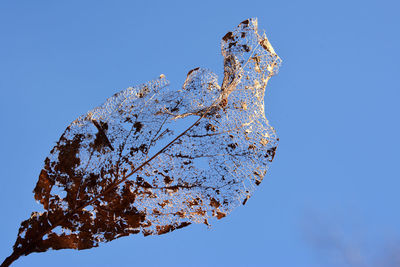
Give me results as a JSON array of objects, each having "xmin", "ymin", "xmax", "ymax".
[{"xmin": 1, "ymin": 250, "xmax": 23, "ymax": 267}]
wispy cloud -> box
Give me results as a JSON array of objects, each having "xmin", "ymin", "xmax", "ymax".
[{"xmin": 301, "ymin": 211, "xmax": 400, "ymax": 267}]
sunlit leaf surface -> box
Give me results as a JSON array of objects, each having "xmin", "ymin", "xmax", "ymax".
[{"xmin": 1, "ymin": 18, "xmax": 281, "ymax": 267}]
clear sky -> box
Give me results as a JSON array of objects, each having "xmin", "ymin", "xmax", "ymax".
[{"xmin": 0, "ymin": 1, "xmax": 399, "ymax": 266}]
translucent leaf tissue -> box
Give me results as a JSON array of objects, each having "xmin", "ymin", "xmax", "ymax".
[{"xmin": 1, "ymin": 18, "xmax": 281, "ymax": 267}]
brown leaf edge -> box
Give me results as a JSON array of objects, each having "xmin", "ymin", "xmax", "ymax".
[{"xmin": 0, "ymin": 101, "xmax": 218, "ymax": 267}]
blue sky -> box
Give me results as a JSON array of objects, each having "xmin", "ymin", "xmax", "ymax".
[{"xmin": 0, "ymin": 1, "xmax": 399, "ymax": 266}]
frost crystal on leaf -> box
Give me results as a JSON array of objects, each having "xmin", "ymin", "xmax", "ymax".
[{"xmin": 2, "ymin": 18, "xmax": 281, "ymax": 267}]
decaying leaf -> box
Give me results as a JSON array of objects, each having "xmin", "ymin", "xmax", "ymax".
[{"xmin": 1, "ymin": 18, "xmax": 281, "ymax": 267}]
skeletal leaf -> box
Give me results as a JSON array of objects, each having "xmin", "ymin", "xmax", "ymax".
[{"xmin": 1, "ymin": 18, "xmax": 281, "ymax": 267}]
